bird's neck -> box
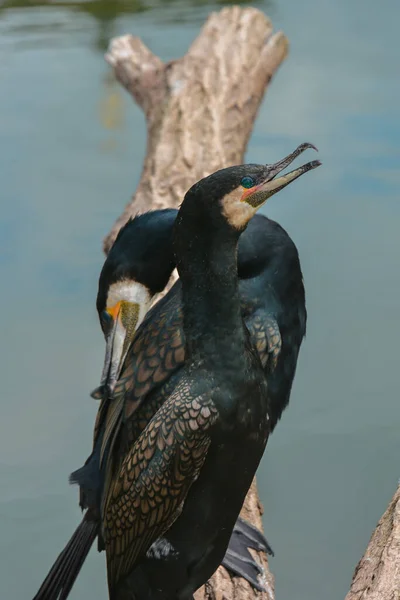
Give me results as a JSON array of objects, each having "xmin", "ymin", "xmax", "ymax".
[{"xmin": 176, "ymin": 224, "xmax": 246, "ymax": 361}]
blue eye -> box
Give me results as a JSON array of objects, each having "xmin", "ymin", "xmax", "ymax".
[
  {"xmin": 101, "ymin": 310, "xmax": 112, "ymax": 324},
  {"xmin": 100, "ymin": 310, "xmax": 113, "ymax": 334},
  {"xmin": 241, "ymin": 176, "xmax": 254, "ymax": 189}
]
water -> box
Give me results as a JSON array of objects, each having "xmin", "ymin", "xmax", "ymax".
[{"xmin": 0, "ymin": 0, "xmax": 399, "ymax": 598}]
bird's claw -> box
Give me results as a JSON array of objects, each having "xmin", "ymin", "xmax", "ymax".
[
  {"xmin": 222, "ymin": 517, "xmax": 274, "ymax": 592},
  {"xmin": 232, "ymin": 516, "xmax": 274, "ymax": 556}
]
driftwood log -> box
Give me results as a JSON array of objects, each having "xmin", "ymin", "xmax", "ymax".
[
  {"xmin": 345, "ymin": 482, "xmax": 400, "ymax": 600},
  {"xmin": 103, "ymin": 6, "xmax": 289, "ymax": 599},
  {"xmin": 103, "ymin": 7, "xmax": 288, "ymax": 255}
]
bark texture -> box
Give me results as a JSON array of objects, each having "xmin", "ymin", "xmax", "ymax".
[
  {"xmin": 104, "ymin": 6, "xmax": 289, "ymax": 599},
  {"xmin": 103, "ymin": 6, "xmax": 288, "ymax": 255},
  {"xmin": 345, "ymin": 483, "xmax": 400, "ymax": 600}
]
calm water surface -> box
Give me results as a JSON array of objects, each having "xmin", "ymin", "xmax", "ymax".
[{"xmin": 1, "ymin": 0, "xmax": 399, "ymax": 598}]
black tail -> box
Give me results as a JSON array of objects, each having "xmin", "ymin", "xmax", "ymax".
[{"xmin": 32, "ymin": 512, "xmax": 99, "ymax": 600}]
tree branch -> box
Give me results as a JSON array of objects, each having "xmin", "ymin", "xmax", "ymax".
[
  {"xmin": 345, "ymin": 482, "xmax": 400, "ymax": 600},
  {"xmin": 103, "ymin": 6, "xmax": 288, "ymax": 255}
]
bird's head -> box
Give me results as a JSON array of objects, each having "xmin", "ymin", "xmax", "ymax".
[
  {"xmin": 92, "ymin": 209, "xmax": 177, "ymax": 399},
  {"xmin": 178, "ymin": 143, "xmax": 321, "ymax": 236}
]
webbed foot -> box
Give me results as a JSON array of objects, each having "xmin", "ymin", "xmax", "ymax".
[{"xmin": 221, "ymin": 517, "xmax": 274, "ymax": 592}]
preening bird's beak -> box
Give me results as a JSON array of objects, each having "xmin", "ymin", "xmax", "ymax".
[
  {"xmin": 242, "ymin": 143, "xmax": 321, "ymax": 208},
  {"xmin": 91, "ymin": 301, "xmax": 141, "ymax": 400}
]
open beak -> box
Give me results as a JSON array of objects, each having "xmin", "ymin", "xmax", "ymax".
[
  {"xmin": 91, "ymin": 301, "xmax": 141, "ymax": 400},
  {"xmin": 242, "ymin": 143, "xmax": 321, "ymax": 208}
]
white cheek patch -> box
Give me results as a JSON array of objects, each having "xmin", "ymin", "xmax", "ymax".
[
  {"xmin": 107, "ymin": 280, "xmax": 151, "ymax": 307},
  {"xmin": 107, "ymin": 280, "xmax": 152, "ymax": 329},
  {"xmin": 221, "ymin": 189, "xmax": 254, "ymax": 230}
]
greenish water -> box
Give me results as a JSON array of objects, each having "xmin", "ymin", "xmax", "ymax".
[{"xmin": 1, "ymin": 0, "xmax": 399, "ymax": 598}]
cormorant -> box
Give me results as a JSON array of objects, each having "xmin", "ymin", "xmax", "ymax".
[
  {"xmin": 103, "ymin": 150, "xmax": 320, "ymax": 599},
  {"xmin": 33, "ymin": 145, "xmax": 320, "ymax": 600},
  {"xmin": 95, "ymin": 208, "xmax": 305, "ymax": 433}
]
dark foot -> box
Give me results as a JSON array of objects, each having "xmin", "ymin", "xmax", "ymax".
[
  {"xmin": 232, "ymin": 516, "xmax": 274, "ymax": 556},
  {"xmin": 221, "ymin": 517, "xmax": 274, "ymax": 592}
]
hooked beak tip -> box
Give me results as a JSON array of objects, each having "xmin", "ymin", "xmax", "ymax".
[
  {"xmin": 90, "ymin": 383, "xmax": 117, "ymax": 401},
  {"xmin": 299, "ymin": 142, "xmax": 318, "ymax": 153},
  {"xmin": 309, "ymin": 159, "xmax": 322, "ymax": 169},
  {"xmin": 90, "ymin": 386, "xmax": 105, "ymax": 400}
]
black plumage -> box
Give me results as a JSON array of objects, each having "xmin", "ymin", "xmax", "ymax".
[
  {"xmin": 96, "ymin": 209, "xmax": 178, "ymax": 313},
  {"xmin": 104, "ymin": 163, "xmax": 274, "ymax": 599},
  {"xmin": 103, "ymin": 211, "xmax": 306, "ymax": 435},
  {"xmin": 32, "ymin": 145, "xmax": 320, "ymax": 600}
]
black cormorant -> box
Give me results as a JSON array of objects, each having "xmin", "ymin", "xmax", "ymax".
[
  {"xmin": 33, "ymin": 145, "xmax": 320, "ymax": 600},
  {"xmin": 95, "ymin": 208, "xmax": 306, "ymax": 433}
]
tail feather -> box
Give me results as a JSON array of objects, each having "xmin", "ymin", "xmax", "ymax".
[
  {"xmin": 59, "ymin": 521, "xmax": 98, "ymax": 600},
  {"xmin": 33, "ymin": 512, "xmax": 99, "ymax": 600}
]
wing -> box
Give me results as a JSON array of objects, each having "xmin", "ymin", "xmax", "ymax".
[
  {"xmin": 94, "ymin": 282, "xmax": 185, "ymax": 467},
  {"xmin": 74, "ymin": 284, "xmax": 186, "ymax": 518},
  {"xmin": 118, "ymin": 371, "xmax": 180, "ymax": 458},
  {"xmin": 117, "ymin": 290, "xmax": 185, "ymax": 423},
  {"xmin": 111, "ymin": 280, "xmax": 184, "ymax": 424},
  {"xmin": 246, "ymin": 312, "xmax": 282, "ymax": 373},
  {"xmin": 103, "ymin": 380, "xmax": 219, "ymax": 590}
]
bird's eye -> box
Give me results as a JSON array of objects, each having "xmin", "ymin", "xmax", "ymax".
[
  {"xmin": 101, "ymin": 310, "xmax": 113, "ymax": 331},
  {"xmin": 241, "ymin": 176, "xmax": 255, "ymax": 189}
]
